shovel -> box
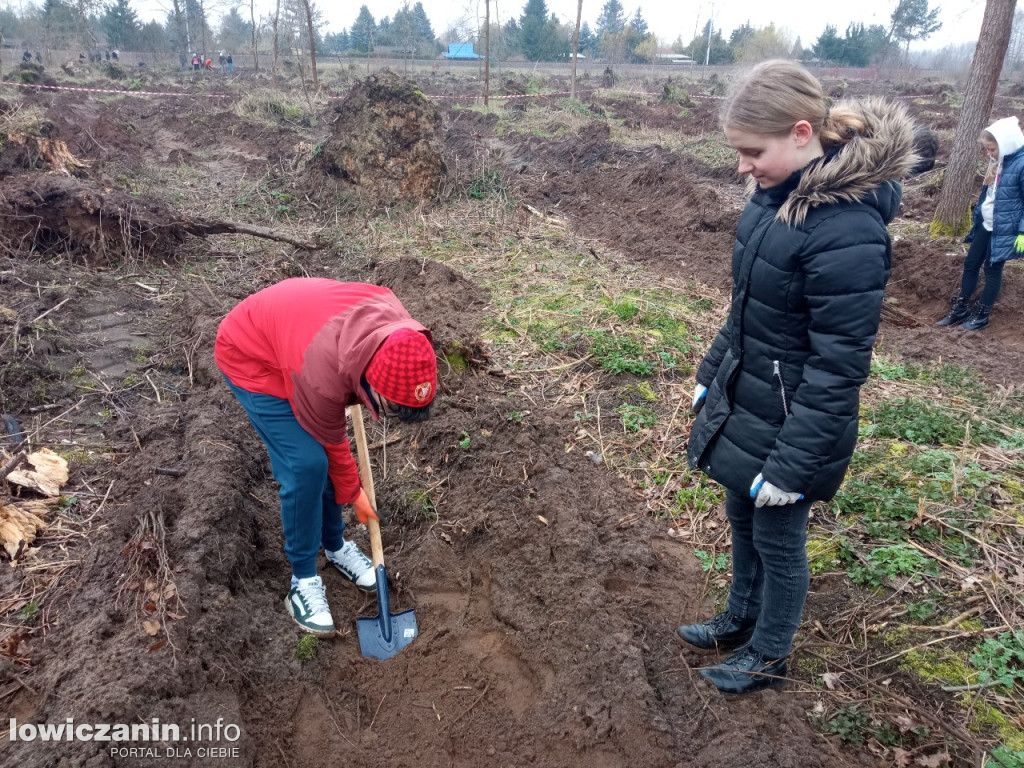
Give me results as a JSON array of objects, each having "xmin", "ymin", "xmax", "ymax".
[{"xmin": 347, "ymin": 405, "xmax": 418, "ymax": 661}]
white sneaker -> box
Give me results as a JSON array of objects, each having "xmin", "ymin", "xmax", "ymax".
[
  {"xmin": 285, "ymin": 575, "xmax": 335, "ymax": 635},
  {"xmin": 325, "ymin": 541, "xmax": 376, "ymax": 591}
]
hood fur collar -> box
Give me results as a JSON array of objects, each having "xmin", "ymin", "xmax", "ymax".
[{"xmin": 770, "ymin": 98, "xmax": 917, "ymax": 227}]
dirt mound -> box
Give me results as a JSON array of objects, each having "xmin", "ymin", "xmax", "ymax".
[
  {"xmin": 372, "ymin": 257, "xmax": 490, "ymax": 355},
  {"xmin": 520, "ymin": 138, "xmax": 738, "ymax": 285},
  {"xmin": 317, "ymin": 70, "xmax": 444, "ymax": 204},
  {"xmin": 0, "ymin": 175, "xmax": 191, "ymax": 263}
]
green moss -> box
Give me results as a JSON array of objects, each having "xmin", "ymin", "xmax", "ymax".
[
  {"xmin": 929, "ymin": 207, "xmax": 973, "ymax": 239},
  {"xmin": 294, "ymin": 634, "xmax": 319, "ymax": 661},
  {"xmin": 807, "ymin": 536, "xmax": 842, "ymax": 574},
  {"xmin": 443, "ymin": 352, "xmax": 468, "ymax": 374},
  {"xmin": 966, "ymin": 696, "xmax": 1024, "ymax": 749},
  {"xmin": 899, "ymin": 647, "xmax": 974, "ymax": 685}
]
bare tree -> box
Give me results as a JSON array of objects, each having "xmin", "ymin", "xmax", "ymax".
[
  {"xmin": 250, "ymin": 0, "xmax": 259, "ymax": 70},
  {"xmin": 484, "ymin": 0, "xmax": 490, "ymax": 106},
  {"xmin": 273, "ymin": 0, "xmax": 280, "ymax": 80},
  {"xmin": 571, "ymin": 0, "xmax": 582, "ymax": 99},
  {"xmin": 299, "ymin": 0, "xmax": 318, "ymax": 88},
  {"xmin": 933, "ymin": 0, "xmax": 1017, "ymax": 235}
]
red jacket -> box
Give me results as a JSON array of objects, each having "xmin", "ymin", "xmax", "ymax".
[{"xmin": 214, "ymin": 279, "xmax": 431, "ymax": 503}]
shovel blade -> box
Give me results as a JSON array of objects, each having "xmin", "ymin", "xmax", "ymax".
[{"xmin": 356, "ymin": 564, "xmax": 418, "ymax": 661}]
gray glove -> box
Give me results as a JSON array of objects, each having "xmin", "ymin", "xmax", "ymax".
[{"xmin": 749, "ymin": 473, "xmax": 804, "ymax": 509}]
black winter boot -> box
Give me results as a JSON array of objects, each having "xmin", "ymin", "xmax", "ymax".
[
  {"xmin": 962, "ymin": 303, "xmax": 992, "ymax": 331},
  {"xmin": 699, "ymin": 644, "xmax": 788, "ymax": 694},
  {"xmin": 935, "ymin": 296, "xmax": 971, "ymax": 327},
  {"xmin": 676, "ymin": 610, "xmax": 756, "ymax": 651}
]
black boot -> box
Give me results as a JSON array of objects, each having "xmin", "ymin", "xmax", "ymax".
[
  {"xmin": 676, "ymin": 610, "xmax": 756, "ymax": 651},
  {"xmin": 962, "ymin": 303, "xmax": 992, "ymax": 331},
  {"xmin": 699, "ymin": 644, "xmax": 788, "ymax": 694},
  {"xmin": 935, "ymin": 296, "xmax": 971, "ymax": 327}
]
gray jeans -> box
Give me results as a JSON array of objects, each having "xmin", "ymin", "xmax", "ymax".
[{"xmin": 725, "ymin": 488, "xmax": 811, "ymax": 658}]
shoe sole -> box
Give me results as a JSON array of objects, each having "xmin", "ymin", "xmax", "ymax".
[{"xmin": 700, "ymin": 667, "xmax": 788, "ymax": 694}]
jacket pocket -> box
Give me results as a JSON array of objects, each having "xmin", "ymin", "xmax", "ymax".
[{"xmin": 772, "ymin": 360, "xmax": 790, "ymax": 417}]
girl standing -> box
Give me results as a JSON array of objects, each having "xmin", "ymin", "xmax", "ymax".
[
  {"xmin": 680, "ymin": 60, "xmax": 916, "ymax": 694},
  {"xmin": 935, "ymin": 116, "xmax": 1024, "ymax": 331}
]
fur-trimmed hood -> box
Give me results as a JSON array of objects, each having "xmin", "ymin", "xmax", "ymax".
[{"xmin": 776, "ymin": 97, "xmax": 917, "ymax": 227}]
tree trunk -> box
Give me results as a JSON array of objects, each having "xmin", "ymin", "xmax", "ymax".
[
  {"xmin": 571, "ymin": 0, "xmax": 582, "ymax": 99},
  {"xmin": 250, "ymin": 0, "xmax": 259, "ymax": 71},
  {"xmin": 301, "ymin": 0, "xmax": 318, "ymax": 90},
  {"xmin": 273, "ymin": 0, "xmax": 280, "ymax": 82},
  {"xmin": 484, "ymin": 0, "xmax": 490, "ymax": 107},
  {"xmin": 933, "ymin": 0, "xmax": 1018, "ymax": 234}
]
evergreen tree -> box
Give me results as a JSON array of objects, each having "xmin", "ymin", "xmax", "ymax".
[
  {"xmin": 595, "ymin": 0, "xmax": 625, "ymax": 37},
  {"xmin": 100, "ymin": 0, "xmax": 140, "ymax": 49},
  {"xmin": 630, "ymin": 8, "xmax": 647, "ymax": 36},
  {"xmin": 791, "ymin": 36, "xmax": 803, "ymax": 61},
  {"xmin": 323, "ymin": 30, "xmax": 350, "ymax": 53},
  {"xmin": 889, "ymin": 0, "xmax": 941, "ymax": 54},
  {"xmin": 350, "ymin": 5, "xmax": 375, "ymax": 52},
  {"xmin": 502, "ymin": 17, "xmax": 521, "ymax": 57},
  {"xmin": 0, "ymin": 6, "xmax": 20, "ymax": 39},
  {"xmin": 729, "ymin": 22, "xmax": 755, "ymax": 49},
  {"xmin": 411, "ymin": 2, "xmax": 433, "ymax": 44},
  {"xmin": 812, "ymin": 24, "xmax": 844, "ymax": 62},
  {"xmin": 217, "ymin": 6, "xmax": 251, "ymax": 54},
  {"xmin": 138, "ymin": 19, "xmax": 169, "ymax": 52},
  {"xmin": 578, "ymin": 21, "xmax": 596, "ymax": 56},
  {"xmin": 519, "ymin": 0, "xmax": 558, "ymax": 60},
  {"xmin": 377, "ymin": 15, "xmax": 393, "ymax": 46}
]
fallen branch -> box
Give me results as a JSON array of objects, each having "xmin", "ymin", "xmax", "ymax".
[
  {"xmin": 180, "ymin": 216, "xmax": 327, "ymax": 251},
  {"xmin": 0, "ymin": 451, "xmax": 28, "ymax": 483}
]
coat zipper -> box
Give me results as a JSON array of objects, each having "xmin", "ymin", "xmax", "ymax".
[{"xmin": 773, "ymin": 360, "xmax": 790, "ymax": 416}]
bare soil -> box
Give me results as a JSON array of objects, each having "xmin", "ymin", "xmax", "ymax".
[{"xmin": 1, "ymin": 68, "xmax": 1020, "ymax": 768}]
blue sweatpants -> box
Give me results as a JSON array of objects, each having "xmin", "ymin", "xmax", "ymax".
[{"xmin": 224, "ymin": 379, "xmax": 346, "ymax": 578}]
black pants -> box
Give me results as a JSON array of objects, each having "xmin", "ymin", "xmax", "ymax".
[{"xmin": 958, "ymin": 228, "xmax": 1004, "ymax": 306}]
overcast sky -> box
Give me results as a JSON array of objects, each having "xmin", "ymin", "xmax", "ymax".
[{"xmin": 135, "ymin": 0, "xmax": 986, "ymax": 51}]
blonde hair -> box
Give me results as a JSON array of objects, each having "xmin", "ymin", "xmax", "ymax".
[
  {"xmin": 721, "ymin": 59, "xmax": 869, "ymax": 150},
  {"xmin": 980, "ymin": 130, "xmax": 998, "ymax": 184}
]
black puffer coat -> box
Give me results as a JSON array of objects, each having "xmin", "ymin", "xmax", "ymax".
[{"xmin": 687, "ymin": 99, "xmax": 916, "ymax": 500}]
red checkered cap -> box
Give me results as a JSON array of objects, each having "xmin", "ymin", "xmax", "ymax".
[{"xmin": 365, "ymin": 329, "xmax": 437, "ymax": 408}]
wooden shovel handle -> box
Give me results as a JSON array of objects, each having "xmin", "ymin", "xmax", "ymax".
[{"xmin": 348, "ymin": 405, "xmax": 384, "ymax": 568}]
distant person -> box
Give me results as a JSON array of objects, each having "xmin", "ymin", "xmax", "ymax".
[
  {"xmin": 226, "ymin": 53, "xmax": 233, "ymax": 73},
  {"xmin": 104, "ymin": 50, "xmax": 110, "ymax": 61},
  {"xmin": 34, "ymin": 51, "xmax": 41, "ymax": 63},
  {"xmin": 935, "ymin": 116, "xmax": 1024, "ymax": 331},
  {"xmin": 111, "ymin": 50, "xmax": 118, "ymax": 61},
  {"xmin": 215, "ymin": 279, "xmax": 438, "ymax": 635},
  {"xmin": 679, "ymin": 60, "xmax": 915, "ymax": 695},
  {"xmin": 218, "ymin": 52, "xmax": 226, "ymax": 71},
  {"xmin": 192, "ymin": 53, "xmax": 200, "ymax": 70},
  {"xmin": 205, "ymin": 57, "xmax": 212, "ymax": 70},
  {"xmin": 22, "ymin": 50, "xmax": 31, "ymax": 63}
]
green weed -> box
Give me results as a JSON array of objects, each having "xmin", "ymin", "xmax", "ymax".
[
  {"xmin": 848, "ymin": 544, "xmax": 938, "ymax": 588},
  {"xmin": 294, "ymin": 635, "xmax": 319, "ymax": 661},
  {"xmin": 863, "ymin": 398, "xmax": 965, "ymax": 445},
  {"xmin": 16, "ymin": 600, "xmax": 41, "ymax": 623},
  {"xmin": 617, "ymin": 403, "xmax": 657, "ymax": 432},
  {"xmin": 970, "ymin": 630, "xmax": 1024, "ymax": 691},
  {"xmin": 694, "ymin": 549, "xmax": 729, "ymax": 572}
]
